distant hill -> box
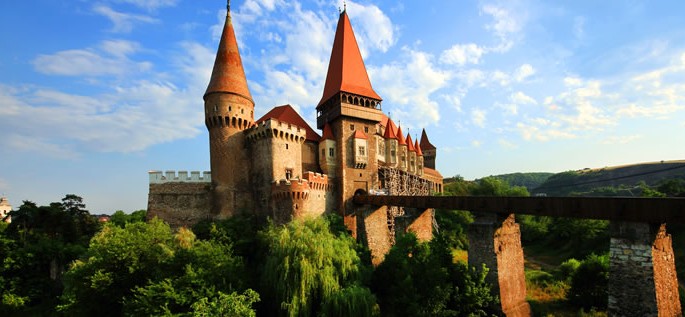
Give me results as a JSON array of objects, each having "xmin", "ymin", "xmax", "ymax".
[
  {"xmin": 532, "ymin": 160, "xmax": 685, "ymax": 196},
  {"xmin": 481, "ymin": 173, "xmax": 554, "ymax": 192}
]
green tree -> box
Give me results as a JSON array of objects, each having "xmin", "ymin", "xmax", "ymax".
[
  {"xmin": 109, "ymin": 209, "xmax": 147, "ymax": 228},
  {"xmin": 0, "ymin": 195, "xmax": 98, "ymax": 315},
  {"xmin": 372, "ymin": 234, "xmax": 498, "ymax": 316},
  {"xmin": 567, "ymin": 254, "xmax": 609, "ymax": 310},
  {"xmin": 260, "ymin": 217, "xmax": 376, "ymax": 317},
  {"xmin": 59, "ymin": 219, "xmax": 257, "ymax": 317}
]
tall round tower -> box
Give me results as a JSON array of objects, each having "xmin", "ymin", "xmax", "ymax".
[{"xmin": 204, "ymin": 1, "xmax": 254, "ymax": 217}]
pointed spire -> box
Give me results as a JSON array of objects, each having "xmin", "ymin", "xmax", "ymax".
[
  {"xmin": 321, "ymin": 123, "xmax": 335, "ymax": 141},
  {"xmin": 383, "ymin": 117, "xmax": 398, "ymax": 139},
  {"xmin": 406, "ymin": 134, "xmax": 415, "ymax": 152},
  {"xmin": 420, "ymin": 128, "xmax": 436, "ymax": 151},
  {"xmin": 415, "ymin": 139, "xmax": 423, "ymax": 156},
  {"xmin": 204, "ymin": 3, "xmax": 254, "ymax": 105},
  {"xmin": 317, "ymin": 10, "xmax": 381, "ymax": 107},
  {"xmin": 396, "ymin": 125, "xmax": 406, "ymax": 145}
]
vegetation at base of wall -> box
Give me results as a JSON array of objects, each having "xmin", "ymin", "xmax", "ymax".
[
  {"xmin": 525, "ymin": 254, "xmax": 609, "ymax": 316},
  {"xmin": 371, "ymin": 233, "xmax": 499, "ymax": 317},
  {"xmin": 0, "ymin": 198, "xmax": 502, "ymax": 316}
]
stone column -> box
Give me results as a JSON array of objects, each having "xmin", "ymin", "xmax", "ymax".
[
  {"xmin": 468, "ymin": 213, "xmax": 530, "ymax": 317},
  {"xmin": 608, "ymin": 222, "xmax": 681, "ymax": 317}
]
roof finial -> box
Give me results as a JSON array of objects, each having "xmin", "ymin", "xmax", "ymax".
[
  {"xmin": 343, "ymin": 0, "xmax": 346, "ymax": 12},
  {"xmin": 227, "ymin": 0, "xmax": 231, "ymax": 12}
]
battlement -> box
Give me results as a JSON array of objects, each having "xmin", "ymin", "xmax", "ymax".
[
  {"xmin": 302, "ymin": 171, "xmax": 332, "ymax": 191},
  {"xmin": 245, "ymin": 118, "xmax": 307, "ymax": 144},
  {"xmin": 272, "ymin": 177, "xmax": 310, "ymax": 200},
  {"xmin": 149, "ymin": 170, "xmax": 211, "ymax": 184}
]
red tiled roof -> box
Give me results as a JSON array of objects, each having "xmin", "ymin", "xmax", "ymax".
[
  {"xmin": 317, "ymin": 11, "xmax": 381, "ymax": 107},
  {"xmin": 321, "ymin": 123, "xmax": 335, "ymax": 141},
  {"xmin": 420, "ymin": 128, "xmax": 436, "ymax": 151},
  {"xmin": 415, "ymin": 140, "xmax": 423, "ymax": 156},
  {"xmin": 383, "ymin": 117, "xmax": 398, "ymax": 139},
  {"xmin": 380, "ymin": 114, "xmax": 389, "ymax": 129},
  {"xmin": 406, "ymin": 134, "xmax": 415, "ymax": 152},
  {"xmin": 353, "ymin": 129, "xmax": 368, "ymax": 139},
  {"xmin": 396, "ymin": 126, "xmax": 406, "ymax": 145},
  {"xmin": 204, "ymin": 11, "xmax": 253, "ymax": 104},
  {"xmin": 423, "ymin": 167, "xmax": 443, "ymax": 178},
  {"xmin": 256, "ymin": 105, "xmax": 320, "ymax": 141}
]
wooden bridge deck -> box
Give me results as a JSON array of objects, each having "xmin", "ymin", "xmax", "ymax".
[{"xmin": 353, "ymin": 195, "xmax": 685, "ymax": 223}]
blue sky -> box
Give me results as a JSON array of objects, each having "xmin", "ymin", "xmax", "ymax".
[{"xmin": 1, "ymin": 0, "xmax": 684, "ymax": 213}]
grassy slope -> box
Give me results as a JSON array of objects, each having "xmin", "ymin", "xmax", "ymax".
[{"xmin": 533, "ymin": 160, "xmax": 685, "ymax": 196}]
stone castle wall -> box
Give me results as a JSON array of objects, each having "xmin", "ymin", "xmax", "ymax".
[{"xmin": 147, "ymin": 171, "xmax": 212, "ymax": 228}]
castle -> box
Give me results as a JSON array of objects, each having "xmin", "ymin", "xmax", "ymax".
[{"xmin": 147, "ymin": 2, "xmax": 443, "ymax": 263}]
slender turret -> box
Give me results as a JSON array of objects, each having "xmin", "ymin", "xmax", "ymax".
[{"xmin": 204, "ymin": 1, "xmax": 255, "ymax": 217}]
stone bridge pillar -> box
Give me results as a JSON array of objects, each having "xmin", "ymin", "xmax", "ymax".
[
  {"xmin": 608, "ymin": 222, "xmax": 681, "ymax": 316},
  {"xmin": 468, "ymin": 212, "xmax": 530, "ymax": 317}
]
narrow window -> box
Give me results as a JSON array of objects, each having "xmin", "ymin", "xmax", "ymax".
[
  {"xmin": 350, "ymin": 124, "xmax": 354, "ymax": 131},
  {"xmin": 364, "ymin": 126, "xmax": 369, "ymax": 134},
  {"xmin": 285, "ymin": 144, "xmax": 289, "ymax": 150},
  {"xmin": 285, "ymin": 169, "xmax": 293, "ymax": 180},
  {"xmin": 322, "ymin": 149, "xmax": 326, "ymax": 157},
  {"xmin": 229, "ymin": 105, "xmax": 232, "ymax": 111},
  {"xmin": 329, "ymin": 148, "xmax": 334, "ymax": 157},
  {"xmin": 358, "ymin": 146, "xmax": 365, "ymax": 156}
]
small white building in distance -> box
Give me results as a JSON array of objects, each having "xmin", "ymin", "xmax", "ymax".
[{"xmin": 0, "ymin": 197, "xmax": 12, "ymax": 223}]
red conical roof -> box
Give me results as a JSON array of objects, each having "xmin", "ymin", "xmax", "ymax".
[
  {"xmin": 204, "ymin": 8, "xmax": 253, "ymax": 105},
  {"xmin": 383, "ymin": 117, "xmax": 398, "ymax": 139},
  {"xmin": 321, "ymin": 123, "xmax": 335, "ymax": 141},
  {"xmin": 420, "ymin": 128, "xmax": 436, "ymax": 151},
  {"xmin": 317, "ymin": 11, "xmax": 381, "ymax": 107},
  {"xmin": 415, "ymin": 140, "xmax": 423, "ymax": 156},
  {"xmin": 353, "ymin": 129, "xmax": 368, "ymax": 139},
  {"xmin": 396, "ymin": 126, "xmax": 406, "ymax": 145},
  {"xmin": 406, "ymin": 134, "xmax": 415, "ymax": 152},
  {"xmin": 256, "ymin": 105, "xmax": 320, "ymax": 141}
]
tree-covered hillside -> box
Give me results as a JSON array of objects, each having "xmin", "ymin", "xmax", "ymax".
[{"xmin": 533, "ymin": 160, "xmax": 685, "ymax": 196}]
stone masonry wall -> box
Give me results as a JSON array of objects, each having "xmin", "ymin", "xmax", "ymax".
[
  {"xmin": 361, "ymin": 205, "xmax": 392, "ymax": 266},
  {"xmin": 468, "ymin": 213, "xmax": 530, "ymax": 317},
  {"xmin": 147, "ymin": 182, "xmax": 212, "ymax": 228},
  {"xmin": 609, "ymin": 222, "xmax": 681, "ymax": 317}
]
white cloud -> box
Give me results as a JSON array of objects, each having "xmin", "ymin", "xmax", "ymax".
[
  {"xmin": 515, "ymin": 64, "xmax": 535, "ymax": 81},
  {"xmin": 0, "ymin": 43, "xmax": 213, "ymax": 157},
  {"xmin": 33, "ymin": 40, "xmax": 151, "ymax": 77},
  {"xmin": 346, "ymin": 1, "xmax": 396, "ymax": 55},
  {"xmin": 370, "ymin": 48, "xmax": 450, "ymax": 126},
  {"xmin": 472, "ymin": 140, "xmax": 482, "ymax": 147},
  {"xmin": 93, "ymin": 5, "xmax": 159, "ymax": 33},
  {"xmin": 471, "ymin": 108, "xmax": 486, "ymax": 127},
  {"xmin": 440, "ymin": 43, "xmax": 485, "ymax": 66},
  {"xmin": 481, "ymin": 4, "xmax": 523, "ymax": 52},
  {"xmin": 510, "ymin": 91, "xmax": 537, "ymax": 105}
]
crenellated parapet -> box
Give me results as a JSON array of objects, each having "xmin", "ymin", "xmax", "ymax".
[
  {"xmin": 149, "ymin": 170, "xmax": 212, "ymax": 184},
  {"xmin": 302, "ymin": 171, "xmax": 333, "ymax": 192},
  {"xmin": 245, "ymin": 118, "xmax": 307, "ymax": 144},
  {"xmin": 271, "ymin": 178, "xmax": 311, "ymax": 200}
]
